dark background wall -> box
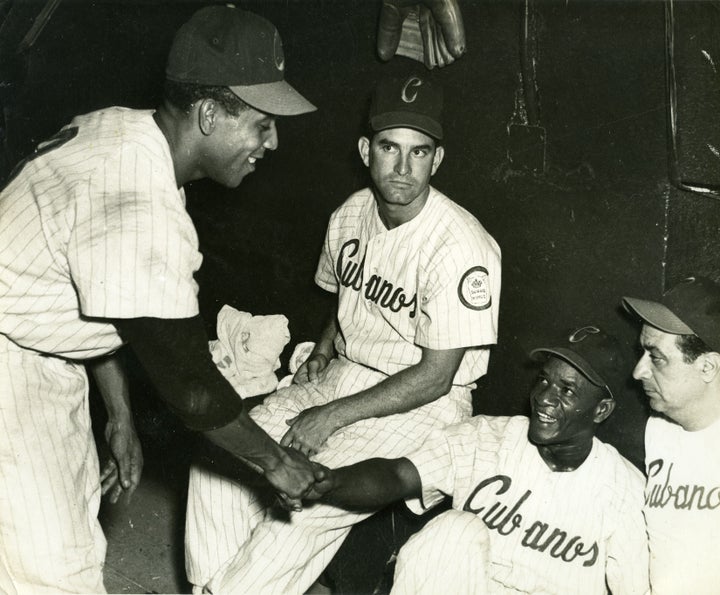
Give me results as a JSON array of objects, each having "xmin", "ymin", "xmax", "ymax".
[{"xmin": 2, "ymin": 0, "xmax": 719, "ymax": 472}]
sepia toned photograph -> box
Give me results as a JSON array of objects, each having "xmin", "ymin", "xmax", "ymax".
[{"xmin": 0, "ymin": 0, "xmax": 718, "ymax": 593}]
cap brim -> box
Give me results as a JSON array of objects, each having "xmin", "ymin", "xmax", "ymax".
[
  {"xmin": 370, "ymin": 112, "xmax": 443, "ymax": 140},
  {"xmin": 230, "ymin": 80, "xmax": 316, "ymax": 116},
  {"xmin": 622, "ymin": 297, "xmax": 694, "ymax": 335},
  {"xmin": 530, "ymin": 347, "xmax": 611, "ymax": 395}
]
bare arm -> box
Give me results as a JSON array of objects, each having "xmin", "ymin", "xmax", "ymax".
[
  {"xmin": 114, "ymin": 316, "xmax": 317, "ymax": 502},
  {"xmin": 88, "ymin": 352, "xmax": 143, "ymax": 503},
  {"xmin": 307, "ymin": 457, "xmax": 422, "ymax": 511},
  {"xmin": 282, "ymin": 345, "xmax": 466, "ymax": 455}
]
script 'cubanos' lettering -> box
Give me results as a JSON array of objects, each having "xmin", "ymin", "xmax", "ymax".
[
  {"xmin": 462, "ymin": 474, "xmax": 599, "ymax": 568},
  {"xmin": 336, "ymin": 239, "xmax": 417, "ymax": 318},
  {"xmin": 645, "ymin": 459, "xmax": 720, "ymax": 511}
]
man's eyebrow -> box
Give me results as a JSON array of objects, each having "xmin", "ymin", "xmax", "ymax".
[
  {"xmin": 376, "ymin": 137, "xmax": 397, "ymax": 146},
  {"xmin": 640, "ymin": 340, "xmax": 664, "ymax": 356}
]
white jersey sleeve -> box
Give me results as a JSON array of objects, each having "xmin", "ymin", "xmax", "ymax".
[{"xmin": 414, "ymin": 193, "xmax": 501, "ymax": 352}]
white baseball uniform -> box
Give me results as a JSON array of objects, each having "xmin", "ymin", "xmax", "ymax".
[
  {"xmin": 396, "ymin": 415, "xmax": 649, "ymax": 595},
  {"xmin": 644, "ymin": 414, "xmax": 720, "ymax": 595},
  {"xmin": 0, "ymin": 107, "xmax": 201, "ymax": 594},
  {"xmin": 185, "ymin": 185, "xmax": 501, "ymax": 593}
]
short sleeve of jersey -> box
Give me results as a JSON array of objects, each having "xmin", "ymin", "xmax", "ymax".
[
  {"xmin": 314, "ymin": 221, "xmax": 338, "ymax": 293},
  {"xmin": 415, "ymin": 213, "xmax": 501, "ymax": 351},
  {"xmin": 68, "ymin": 143, "xmax": 202, "ymax": 320},
  {"xmin": 405, "ymin": 416, "xmax": 516, "ymax": 514}
]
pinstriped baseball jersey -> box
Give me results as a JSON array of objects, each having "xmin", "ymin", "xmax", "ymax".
[
  {"xmin": 0, "ymin": 107, "xmax": 201, "ymax": 359},
  {"xmin": 405, "ymin": 415, "xmax": 649, "ymax": 595},
  {"xmin": 0, "ymin": 107, "xmax": 201, "ymax": 592},
  {"xmin": 315, "ymin": 186, "xmax": 500, "ymax": 386}
]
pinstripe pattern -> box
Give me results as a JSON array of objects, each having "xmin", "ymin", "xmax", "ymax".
[
  {"xmin": 185, "ymin": 357, "xmax": 471, "ymax": 594},
  {"xmin": 0, "ymin": 107, "xmax": 202, "ymax": 592},
  {"xmin": 315, "ymin": 186, "xmax": 501, "ymax": 386},
  {"xmin": 0, "ymin": 107, "xmax": 201, "ymax": 359},
  {"xmin": 0, "ymin": 336, "xmax": 105, "ymax": 594},
  {"xmin": 391, "ymin": 510, "xmax": 491, "ymax": 595},
  {"xmin": 404, "ymin": 415, "xmax": 649, "ymax": 595},
  {"xmin": 186, "ymin": 185, "xmax": 499, "ymax": 593}
]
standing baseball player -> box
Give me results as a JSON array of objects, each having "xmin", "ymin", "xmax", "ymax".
[
  {"xmin": 307, "ymin": 326, "xmax": 650, "ymax": 595},
  {"xmin": 184, "ymin": 73, "xmax": 502, "ymax": 594},
  {"xmin": 0, "ymin": 6, "xmax": 318, "ymax": 594},
  {"xmin": 623, "ymin": 276, "xmax": 720, "ymax": 595}
]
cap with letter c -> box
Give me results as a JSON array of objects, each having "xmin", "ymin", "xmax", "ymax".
[
  {"xmin": 369, "ymin": 73, "xmax": 443, "ymax": 140},
  {"xmin": 530, "ymin": 325, "xmax": 631, "ymax": 400},
  {"xmin": 165, "ymin": 5, "xmax": 316, "ymax": 116}
]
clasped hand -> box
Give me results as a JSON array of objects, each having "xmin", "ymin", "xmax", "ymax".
[{"xmin": 266, "ymin": 447, "xmax": 331, "ymax": 511}]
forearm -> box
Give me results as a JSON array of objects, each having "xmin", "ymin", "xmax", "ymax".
[
  {"xmin": 322, "ymin": 457, "xmax": 420, "ymax": 510},
  {"xmin": 326, "ymin": 346, "xmax": 466, "ymax": 429},
  {"xmin": 204, "ymin": 411, "xmax": 291, "ymax": 475},
  {"xmin": 115, "ymin": 316, "xmax": 287, "ymax": 472},
  {"xmin": 88, "ymin": 351, "xmax": 133, "ymax": 425}
]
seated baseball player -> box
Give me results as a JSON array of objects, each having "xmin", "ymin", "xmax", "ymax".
[
  {"xmin": 306, "ymin": 326, "xmax": 650, "ymax": 595},
  {"xmin": 184, "ymin": 72, "xmax": 501, "ymax": 594},
  {"xmin": 623, "ymin": 275, "xmax": 720, "ymax": 595}
]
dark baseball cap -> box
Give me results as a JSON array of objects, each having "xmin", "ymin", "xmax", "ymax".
[
  {"xmin": 622, "ymin": 275, "xmax": 720, "ymax": 352},
  {"xmin": 530, "ymin": 326, "xmax": 630, "ymax": 400},
  {"xmin": 369, "ymin": 74, "xmax": 443, "ymax": 140},
  {"xmin": 166, "ymin": 6, "xmax": 316, "ymax": 116}
]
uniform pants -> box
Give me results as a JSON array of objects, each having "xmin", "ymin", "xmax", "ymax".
[
  {"xmin": 0, "ymin": 336, "xmax": 106, "ymax": 594},
  {"xmin": 391, "ymin": 510, "xmax": 490, "ymax": 595},
  {"xmin": 185, "ymin": 356, "xmax": 471, "ymax": 595}
]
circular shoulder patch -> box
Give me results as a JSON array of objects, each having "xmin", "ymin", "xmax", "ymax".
[{"xmin": 458, "ymin": 266, "xmax": 492, "ymax": 311}]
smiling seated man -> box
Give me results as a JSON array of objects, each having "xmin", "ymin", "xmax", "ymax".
[{"xmin": 307, "ymin": 326, "xmax": 650, "ymax": 595}]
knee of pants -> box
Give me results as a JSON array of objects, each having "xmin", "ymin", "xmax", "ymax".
[
  {"xmin": 397, "ymin": 509, "xmax": 490, "ymax": 566},
  {"xmin": 392, "ymin": 510, "xmax": 490, "ymax": 595}
]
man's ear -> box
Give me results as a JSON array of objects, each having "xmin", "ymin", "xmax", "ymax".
[
  {"xmin": 198, "ymin": 98, "xmax": 217, "ymax": 136},
  {"xmin": 430, "ymin": 145, "xmax": 445, "ymax": 176},
  {"xmin": 699, "ymin": 351, "xmax": 720, "ymax": 383},
  {"xmin": 358, "ymin": 136, "xmax": 371, "ymax": 167},
  {"xmin": 593, "ymin": 397, "xmax": 616, "ymax": 424}
]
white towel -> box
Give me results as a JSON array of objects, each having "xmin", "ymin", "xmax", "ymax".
[{"xmin": 209, "ymin": 305, "xmax": 290, "ymax": 398}]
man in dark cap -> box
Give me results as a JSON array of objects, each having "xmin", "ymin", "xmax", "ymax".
[
  {"xmin": 184, "ymin": 73, "xmax": 501, "ymax": 593},
  {"xmin": 306, "ymin": 326, "xmax": 649, "ymax": 595},
  {"xmin": 623, "ymin": 275, "xmax": 720, "ymax": 595},
  {"xmin": 0, "ymin": 6, "xmax": 316, "ymax": 593}
]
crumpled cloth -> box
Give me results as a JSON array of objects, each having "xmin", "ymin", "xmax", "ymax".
[{"xmin": 209, "ymin": 305, "xmax": 290, "ymax": 398}]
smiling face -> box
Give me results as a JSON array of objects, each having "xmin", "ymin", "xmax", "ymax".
[
  {"xmin": 528, "ymin": 356, "xmax": 610, "ymax": 450},
  {"xmin": 358, "ymin": 127, "xmax": 444, "ymax": 225},
  {"xmin": 200, "ymin": 102, "xmax": 278, "ymax": 188}
]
